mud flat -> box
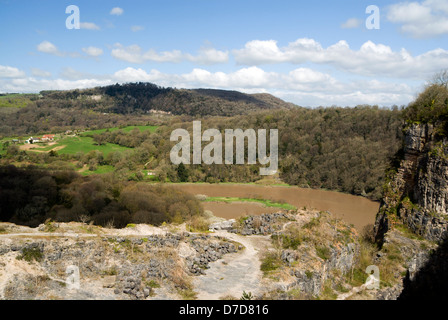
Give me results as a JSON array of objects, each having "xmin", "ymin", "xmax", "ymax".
[{"xmin": 173, "ymin": 184, "xmax": 379, "ymax": 230}]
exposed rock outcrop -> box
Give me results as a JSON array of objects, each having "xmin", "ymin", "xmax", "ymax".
[
  {"xmin": 375, "ymin": 124, "xmax": 448, "ymax": 243},
  {"xmin": 260, "ymin": 211, "xmax": 360, "ymax": 299},
  {"xmin": 0, "ymin": 226, "xmax": 241, "ymax": 300},
  {"xmin": 374, "ymin": 123, "xmax": 448, "ymax": 299}
]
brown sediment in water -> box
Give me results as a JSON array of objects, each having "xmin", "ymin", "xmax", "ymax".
[
  {"xmin": 173, "ymin": 184, "xmax": 380, "ymax": 230},
  {"xmin": 202, "ymin": 202, "xmax": 281, "ymax": 219}
]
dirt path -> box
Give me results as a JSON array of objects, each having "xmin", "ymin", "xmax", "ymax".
[
  {"xmin": 19, "ymin": 143, "xmax": 65, "ymax": 153},
  {"xmin": 193, "ymin": 230, "xmax": 270, "ymax": 300}
]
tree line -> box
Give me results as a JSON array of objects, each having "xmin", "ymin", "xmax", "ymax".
[{"xmin": 0, "ymin": 165, "xmax": 203, "ymax": 228}]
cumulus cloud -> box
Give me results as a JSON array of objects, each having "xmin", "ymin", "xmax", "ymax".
[
  {"xmin": 188, "ymin": 48, "xmax": 230, "ymax": 65},
  {"xmin": 0, "ymin": 78, "xmax": 113, "ymax": 93},
  {"xmin": 0, "ymin": 65, "xmax": 26, "ymax": 78},
  {"xmin": 37, "ymin": 41, "xmax": 62, "ymax": 56},
  {"xmin": 104, "ymin": 66, "xmax": 414, "ymax": 107},
  {"xmin": 233, "ymin": 38, "xmax": 448, "ymax": 79},
  {"xmin": 387, "ymin": 0, "xmax": 448, "ymax": 38},
  {"xmin": 110, "ymin": 7, "xmax": 124, "ymax": 16},
  {"xmin": 82, "ymin": 46, "xmax": 104, "ymax": 57},
  {"xmin": 36, "ymin": 41, "xmax": 81, "ymax": 58},
  {"xmin": 341, "ymin": 18, "xmax": 362, "ymax": 29},
  {"xmin": 80, "ymin": 22, "xmax": 100, "ymax": 30},
  {"xmin": 111, "ymin": 43, "xmax": 229, "ymax": 64},
  {"xmin": 0, "ymin": 65, "xmax": 416, "ymax": 107}
]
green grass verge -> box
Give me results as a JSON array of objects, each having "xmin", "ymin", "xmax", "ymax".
[{"xmin": 203, "ymin": 196, "xmax": 296, "ymax": 210}]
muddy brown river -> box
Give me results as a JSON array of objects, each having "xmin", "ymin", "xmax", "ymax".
[{"xmin": 173, "ymin": 184, "xmax": 380, "ymax": 230}]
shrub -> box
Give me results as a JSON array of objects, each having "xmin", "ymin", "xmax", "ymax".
[
  {"xmin": 271, "ymin": 233, "xmax": 302, "ymax": 250},
  {"xmin": 17, "ymin": 247, "xmax": 43, "ymax": 263}
]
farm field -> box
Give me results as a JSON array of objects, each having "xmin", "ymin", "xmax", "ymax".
[
  {"xmin": 4, "ymin": 125, "xmax": 160, "ymax": 156},
  {"xmin": 81, "ymin": 125, "xmax": 159, "ymax": 136},
  {"xmin": 20, "ymin": 136, "xmax": 131, "ymax": 156}
]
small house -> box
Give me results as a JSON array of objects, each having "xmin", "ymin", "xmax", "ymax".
[
  {"xmin": 42, "ymin": 134, "xmax": 55, "ymax": 142},
  {"xmin": 26, "ymin": 137, "xmax": 41, "ymax": 144}
]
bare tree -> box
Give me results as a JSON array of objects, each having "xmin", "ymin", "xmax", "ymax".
[{"xmin": 431, "ymin": 69, "xmax": 448, "ymax": 88}]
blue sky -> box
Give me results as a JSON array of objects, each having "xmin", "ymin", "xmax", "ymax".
[{"xmin": 1, "ymin": 0, "xmax": 447, "ymax": 107}]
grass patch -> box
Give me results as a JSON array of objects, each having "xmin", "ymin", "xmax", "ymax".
[
  {"xmin": 204, "ymin": 196, "xmax": 296, "ymax": 210},
  {"xmin": 260, "ymin": 251, "xmax": 282, "ymax": 275},
  {"xmin": 57, "ymin": 136, "xmax": 131, "ymax": 156},
  {"xmin": 145, "ymin": 279, "xmax": 161, "ymax": 288},
  {"xmin": 26, "ymin": 136, "xmax": 131, "ymax": 156},
  {"xmin": 346, "ymin": 240, "xmax": 377, "ymax": 287},
  {"xmin": 177, "ymin": 288, "xmax": 197, "ymax": 300},
  {"xmin": 82, "ymin": 125, "xmax": 159, "ymax": 136}
]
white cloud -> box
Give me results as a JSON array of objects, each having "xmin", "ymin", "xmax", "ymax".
[
  {"xmin": 0, "ymin": 65, "xmax": 417, "ymax": 107},
  {"xmin": 113, "ymin": 67, "xmax": 157, "ymax": 82},
  {"xmin": 387, "ymin": 0, "xmax": 448, "ymax": 38},
  {"xmin": 131, "ymin": 25, "xmax": 144, "ymax": 32},
  {"xmin": 31, "ymin": 68, "xmax": 51, "ymax": 78},
  {"xmin": 233, "ymin": 38, "xmax": 448, "ymax": 79},
  {"xmin": 0, "ymin": 65, "xmax": 26, "ymax": 78},
  {"xmin": 0, "ymin": 78, "xmax": 113, "ymax": 93},
  {"xmin": 188, "ymin": 47, "xmax": 230, "ymax": 65},
  {"xmin": 111, "ymin": 44, "xmax": 147, "ymax": 63},
  {"xmin": 80, "ymin": 22, "xmax": 100, "ymax": 30},
  {"xmin": 105, "ymin": 66, "xmax": 413, "ymax": 106},
  {"xmin": 36, "ymin": 41, "xmax": 81, "ymax": 58},
  {"xmin": 37, "ymin": 41, "xmax": 62, "ymax": 56},
  {"xmin": 341, "ymin": 18, "xmax": 362, "ymax": 29},
  {"xmin": 110, "ymin": 7, "xmax": 124, "ymax": 16},
  {"xmin": 82, "ymin": 46, "xmax": 104, "ymax": 57},
  {"xmin": 111, "ymin": 43, "xmax": 229, "ymax": 64}
]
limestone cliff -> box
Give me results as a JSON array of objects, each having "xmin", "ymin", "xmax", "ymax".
[
  {"xmin": 373, "ymin": 123, "xmax": 448, "ymax": 299},
  {"xmin": 375, "ymin": 123, "xmax": 448, "ymax": 243}
]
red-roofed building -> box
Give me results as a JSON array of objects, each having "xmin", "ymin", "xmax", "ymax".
[{"xmin": 42, "ymin": 134, "xmax": 55, "ymax": 142}]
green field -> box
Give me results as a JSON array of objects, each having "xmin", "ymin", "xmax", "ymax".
[
  {"xmin": 203, "ymin": 196, "xmax": 296, "ymax": 210},
  {"xmin": 82, "ymin": 125, "xmax": 159, "ymax": 136},
  {"xmin": 1, "ymin": 125, "xmax": 161, "ymax": 171},
  {"xmin": 40, "ymin": 136, "xmax": 131, "ymax": 156}
]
